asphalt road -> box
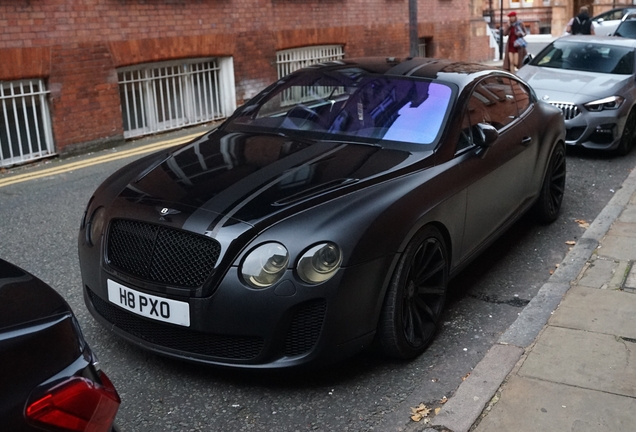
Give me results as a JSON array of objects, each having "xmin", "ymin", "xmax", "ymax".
[{"xmin": 1, "ymin": 136, "xmax": 635, "ymax": 431}]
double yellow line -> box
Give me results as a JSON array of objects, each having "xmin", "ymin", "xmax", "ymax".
[{"xmin": 0, "ymin": 132, "xmax": 203, "ymax": 189}]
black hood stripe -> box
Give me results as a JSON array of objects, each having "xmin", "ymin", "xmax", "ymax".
[{"xmin": 182, "ymin": 137, "xmax": 346, "ymax": 235}]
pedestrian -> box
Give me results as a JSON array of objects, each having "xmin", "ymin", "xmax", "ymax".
[
  {"xmin": 567, "ymin": 6, "xmax": 595, "ymax": 35},
  {"xmin": 503, "ymin": 11, "xmax": 528, "ymax": 73}
]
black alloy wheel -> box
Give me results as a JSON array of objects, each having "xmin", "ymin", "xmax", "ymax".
[
  {"xmin": 378, "ymin": 225, "xmax": 449, "ymax": 360},
  {"xmin": 534, "ymin": 143, "xmax": 566, "ymax": 224},
  {"xmin": 617, "ymin": 109, "xmax": 636, "ymax": 156}
]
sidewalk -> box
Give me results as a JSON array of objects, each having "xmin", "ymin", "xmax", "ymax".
[{"xmin": 427, "ymin": 167, "xmax": 636, "ymax": 432}]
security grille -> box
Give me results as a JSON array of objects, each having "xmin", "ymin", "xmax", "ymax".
[
  {"xmin": 276, "ymin": 45, "xmax": 344, "ymax": 79},
  {"xmin": 118, "ymin": 58, "xmax": 236, "ymax": 138},
  {"xmin": 0, "ymin": 79, "xmax": 55, "ymax": 168},
  {"xmin": 549, "ymin": 102, "xmax": 580, "ymax": 120},
  {"xmin": 276, "ymin": 45, "xmax": 345, "ymax": 106}
]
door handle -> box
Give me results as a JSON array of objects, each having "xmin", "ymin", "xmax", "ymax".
[{"xmin": 521, "ymin": 136, "xmax": 532, "ymax": 146}]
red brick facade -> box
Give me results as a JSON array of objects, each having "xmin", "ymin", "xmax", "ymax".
[{"xmin": 0, "ymin": 0, "xmax": 491, "ymax": 154}]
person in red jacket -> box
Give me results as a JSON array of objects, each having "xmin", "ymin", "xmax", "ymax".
[{"xmin": 503, "ymin": 11, "xmax": 528, "ymax": 73}]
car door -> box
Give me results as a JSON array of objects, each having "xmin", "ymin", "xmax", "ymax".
[{"xmin": 457, "ymin": 76, "xmax": 538, "ymax": 262}]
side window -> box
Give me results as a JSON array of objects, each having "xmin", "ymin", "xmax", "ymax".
[
  {"xmin": 510, "ymin": 78, "xmax": 532, "ymax": 116},
  {"xmin": 457, "ymin": 108, "xmax": 473, "ymax": 152},
  {"xmin": 456, "ymin": 86, "xmax": 493, "ymax": 153},
  {"xmin": 478, "ymin": 77, "xmax": 518, "ymax": 130}
]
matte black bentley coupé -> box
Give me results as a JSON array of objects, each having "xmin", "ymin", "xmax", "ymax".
[{"xmin": 79, "ymin": 57, "xmax": 566, "ymax": 368}]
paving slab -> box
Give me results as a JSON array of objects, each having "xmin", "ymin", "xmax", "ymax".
[
  {"xmin": 518, "ymin": 326, "xmax": 636, "ymax": 397},
  {"xmin": 576, "ymin": 257, "xmax": 621, "ymax": 289},
  {"xmin": 607, "ymin": 221, "xmax": 636, "ymax": 237},
  {"xmin": 550, "ymin": 286, "xmax": 636, "ymax": 338},
  {"xmin": 596, "ymin": 234, "xmax": 636, "ymax": 261},
  {"xmin": 618, "ymin": 205, "xmax": 636, "ymax": 223},
  {"xmin": 473, "ymin": 375, "xmax": 636, "ymax": 432}
]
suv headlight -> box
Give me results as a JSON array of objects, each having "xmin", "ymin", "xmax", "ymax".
[
  {"xmin": 584, "ymin": 96, "xmax": 624, "ymax": 112},
  {"xmin": 297, "ymin": 242, "xmax": 342, "ymax": 284},
  {"xmin": 241, "ymin": 243, "xmax": 289, "ymax": 288}
]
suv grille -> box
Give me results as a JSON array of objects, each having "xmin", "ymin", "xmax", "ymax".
[
  {"xmin": 549, "ymin": 102, "xmax": 580, "ymax": 120},
  {"xmin": 107, "ymin": 219, "xmax": 221, "ymax": 288},
  {"xmin": 87, "ymin": 288, "xmax": 264, "ymax": 360}
]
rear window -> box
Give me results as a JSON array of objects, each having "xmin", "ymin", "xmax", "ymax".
[{"xmin": 531, "ymin": 41, "xmax": 634, "ymax": 74}]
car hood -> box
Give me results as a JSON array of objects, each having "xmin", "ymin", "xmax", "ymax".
[
  {"xmin": 517, "ymin": 65, "xmax": 631, "ymax": 102},
  {"xmin": 0, "ymin": 259, "xmax": 71, "ymax": 330},
  {"xmin": 110, "ymin": 130, "xmax": 428, "ymax": 235}
]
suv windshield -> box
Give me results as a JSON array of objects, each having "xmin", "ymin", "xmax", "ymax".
[
  {"xmin": 226, "ymin": 69, "xmax": 454, "ymax": 147},
  {"xmin": 530, "ymin": 40, "xmax": 634, "ymax": 74}
]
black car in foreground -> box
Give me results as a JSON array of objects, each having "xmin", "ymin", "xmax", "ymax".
[
  {"xmin": 79, "ymin": 57, "xmax": 566, "ymax": 368},
  {"xmin": 0, "ymin": 259, "xmax": 120, "ymax": 431}
]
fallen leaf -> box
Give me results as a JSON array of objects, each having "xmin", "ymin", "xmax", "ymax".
[
  {"xmin": 565, "ymin": 240, "xmax": 576, "ymax": 245},
  {"xmin": 410, "ymin": 403, "xmax": 431, "ymax": 422},
  {"xmin": 549, "ymin": 270, "xmax": 554, "ymax": 275},
  {"xmin": 434, "ymin": 407, "xmax": 441, "ymax": 415},
  {"xmin": 462, "ymin": 372, "xmax": 471, "ymax": 381},
  {"xmin": 575, "ymin": 219, "xmax": 590, "ymax": 229},
  {"xmin": 440, "ymin": 396, "xmax": 448, "ymax": 404}
]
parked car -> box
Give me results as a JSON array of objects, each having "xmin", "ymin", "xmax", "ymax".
[
  {"xmin": 518, "ymin": 36, "xmax": 636, "ymax": 155},
  {"xmin": 79, "ymin": 57, "xmax": 566, "ymax": 368},
  {"xmin": 613, "ymin": 12, "xmax": 636, "ymax": 38},
  {"xmin": 592, "ymin": 7, "xmax": 636, "ymax": 36},
  {"xmin": 0, "ymin": 258, "xmax": 120, "ymax": 431}
]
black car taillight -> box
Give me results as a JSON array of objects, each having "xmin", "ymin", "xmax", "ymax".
[{"xmin": 25, "ymin": 370, "xmax": 120, "ymax": 432}]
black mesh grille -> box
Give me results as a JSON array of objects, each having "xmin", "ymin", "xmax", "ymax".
[
  {"xmin": 107, "ymin": 219, "xmax": 221, "ymax": 288},
  {"xmin": 87, "ymin": 288, "xmax": 264, "ymax": 360},
  {"xmin": 284, "ymin": 299, "xmax": 327, "ymax": 357}
]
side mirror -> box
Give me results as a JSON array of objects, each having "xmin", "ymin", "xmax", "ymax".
[
  {"xmin": 473, "ymin": 123, "xmax": 499, "ymax": 148},
  {"xmin": 523, "ymin": 53, "xmax": 534, "ymax": 65}
]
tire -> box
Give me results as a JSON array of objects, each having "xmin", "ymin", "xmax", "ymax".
[
  {"xmin": 616, "ymin": 109, "xmax": 636, "ymax": 156},
  {"xmin": 534, "ymin": 142, "xmax": 566, "ymax": 224},
  {"xmin": 378, "ymin": 225, "xmax": 449, "ymax": 360}
]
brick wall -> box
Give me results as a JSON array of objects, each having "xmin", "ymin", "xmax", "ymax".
[{"xmin": 0, "ymin": 0, "xmax": 490, "ymax": 154}]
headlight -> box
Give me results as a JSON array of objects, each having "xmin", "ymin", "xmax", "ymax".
[
  {"xmin": 584, "ymin": 96, "xmax": 624, "ymax": 112},
  {"xmin": 86, "ymin": 206, "xmax": 106, "ymax": 246},
  {"xmin": 241, "ymin": 243, "xmax": 289, "ymax": 288},
  {"xmin": 297, "ymin": 242, "xmax": 342, "ymax": 285}
]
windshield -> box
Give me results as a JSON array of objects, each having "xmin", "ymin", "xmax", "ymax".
[
  {"xmin": 530, "ymin": 40, "xmax": 634, "ymax": 74},
  {"xmin": 226, "ymin": 69, "xmax": 454, "ymax": 147}
]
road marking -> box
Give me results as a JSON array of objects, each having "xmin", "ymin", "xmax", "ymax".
[{"xmin": 0, "ymin": 132, "xmax": 203, "ymax": 189}]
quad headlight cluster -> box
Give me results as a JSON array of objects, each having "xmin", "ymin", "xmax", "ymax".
[
  {"xmin": 585, "ymin": 96, "xmax": 624, "ymax": 112},
  {"xmin": 241, "ymin": 242, "xmax": 342, "ymax": 288}
]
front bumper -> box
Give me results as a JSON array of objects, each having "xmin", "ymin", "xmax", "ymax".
[
  {"xmin": 563, "ymin": 106, "xmax": 630, "ymax": 151},
  {"xmin": 82, "ymin": 253, "xmax": 395, "ymax": 369}
]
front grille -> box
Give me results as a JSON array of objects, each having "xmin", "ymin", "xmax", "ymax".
[
  {"xmin": 107, "ymin": 219, "xmax": 221, "ymax": 288},
  {"xmin": 87, "ymin": 288, "xmax": 264, "ymax": 360},
  {"xmin": 284, "ymin": 299, "xmax": 327, "ymax": 357},
  {"xmin": 549, "ymin": 102, "xmax": 580, "ymax": 120}
]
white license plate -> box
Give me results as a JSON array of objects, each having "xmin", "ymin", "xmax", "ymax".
[{"xmin": 107, "ymin": 280, "xmax": 190, "ymax": 327}]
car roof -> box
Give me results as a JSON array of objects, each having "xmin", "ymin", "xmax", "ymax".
[
  {"xmin": 555, "ymin": 35, "xmax": 636, "ymax": 47},
  {"xmin": 300, "ymin": 57, "xmax": 509, "ymax": 88},
  {"xmin": 593, "ymin": 7, "xmax": 636, "ymax": 19}
]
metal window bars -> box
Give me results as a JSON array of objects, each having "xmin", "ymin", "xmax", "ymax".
[
  {"xmin": 276, "ymin": 45, "xmax": 345, "ymax": 106},
  {"xmin": 118, "ymin": 59, "xmax": 226, "ymax": 139},
  {"xmin": 0, "ymin": 79, "xmax": 55, "ymax": 168}
]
